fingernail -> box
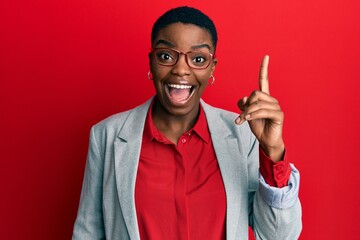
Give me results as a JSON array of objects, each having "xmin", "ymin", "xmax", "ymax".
[
  {"xmin": 245, "ymin": 114, "xmax": 251, "ymax": 120},
  {"xmin": 235, "ymin": 117, "xmax": 241, "ymax": 124}
]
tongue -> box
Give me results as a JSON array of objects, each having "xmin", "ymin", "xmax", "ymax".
[{"xmin": 169, "ymin": 88, "xmax": 190, "ymax": 102}]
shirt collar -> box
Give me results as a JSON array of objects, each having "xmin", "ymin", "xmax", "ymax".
[
  {"xmin": 192, "ymin": 104, "xmax": 210, "ymax": 143},
  {"xmin": 142, "ymin": 98, "xmax": 211, "ymax": 144}
]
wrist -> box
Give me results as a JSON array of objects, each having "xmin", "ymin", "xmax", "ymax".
[{"xmin": 260, "ymin": 142, "xmax": 285, "ymax": 162}]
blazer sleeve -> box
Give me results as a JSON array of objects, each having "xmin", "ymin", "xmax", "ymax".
[
  {"xmin": 249, "ymin": 138, "xmax": 302, "ymax": 240},
  {"xmin": 72, "ymin": 126, "xmax": 106, "ymax": 240}
]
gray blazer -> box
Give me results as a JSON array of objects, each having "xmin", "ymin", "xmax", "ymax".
[{"xmin": 72, "ymin": 98, "xmax": 302, "ymax": 240}]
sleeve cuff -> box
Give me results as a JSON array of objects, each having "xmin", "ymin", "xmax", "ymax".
[
  {"xmin": 259, "ymin": 147, "xmax": 291, "ymax": 188},
  {"xmin": 258, "ymin": 163, "xmax": 300, "ymax": 209}
]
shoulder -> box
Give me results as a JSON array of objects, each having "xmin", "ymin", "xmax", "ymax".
[
  {"xmin": 200, "ymin": 99, "xmax": 237, "ymax": 117},
  {"xmin": 201, "ymin": 99, "xmax": 256, "ymax": 144},
  {"xmin": 201, "ymin": 100, "xmax": 248, "ymax": 130},
  {"xmin": 91, "ymin": 98, "xmax": 152, "ymax": 136}
]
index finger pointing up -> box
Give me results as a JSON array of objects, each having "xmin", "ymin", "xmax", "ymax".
[{"xmin": 259, "ymin": 55, "xmax": 270, "ymax": 94}]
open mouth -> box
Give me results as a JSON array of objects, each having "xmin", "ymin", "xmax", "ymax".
[{"xmin": 165, "ymin": 83, "xmax": 195, "ymax": 104}]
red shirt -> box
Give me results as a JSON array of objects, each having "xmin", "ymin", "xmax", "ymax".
[{"xmin": 135, "ymin": 102, "xmax": 290, "ymax": 239}]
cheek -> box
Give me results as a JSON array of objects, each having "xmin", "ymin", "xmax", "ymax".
[
  {"xmin": 196, "ymin": 71, "xmax": 212, "ymax": 85},
  {"xmin": 151, "ymin": 63, "xmax": 168, "ymax": 80}
]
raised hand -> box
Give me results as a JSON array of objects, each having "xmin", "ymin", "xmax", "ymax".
[{"xmin": 235, "ymin": 55, "xmax": 285, "ymax": 161}]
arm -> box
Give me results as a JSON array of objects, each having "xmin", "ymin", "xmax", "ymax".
[
  {"xmin": 248, "ymin": 138, "xmax": 302, "ymax": 239},
  {"xmin": 254, "ymin": 164, "xmax": 302, "ymax": 239},
  {"xmin": 72, "ymin": 126, "xmax": 105, "ymax": 240},
  {"xmin": 238, "ymin": 56, "xmax": 302, "ymax": 239}
]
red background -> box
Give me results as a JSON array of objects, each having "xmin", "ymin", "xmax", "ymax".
[{"xmin": 1, "ymin": 0, "xmax": 360, "ymax": 239}]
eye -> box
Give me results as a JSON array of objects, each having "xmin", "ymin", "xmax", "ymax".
[
  {"xmin": 190, "ymin": 52, "xmax": 209, "ymax": 66},
  {"xmin": 158, "ymin": 53, "xmax": 173, "ymax": 60},
  {"xmin": 155, "ymin": 49, "xmax": 176, "ymax": 63},
  {"xmin": 193, "ymin": 56, "xmax": 206, "ymax": 63}
]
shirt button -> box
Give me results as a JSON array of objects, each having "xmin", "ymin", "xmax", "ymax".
[
  {"xmin": 276, "ymin": 165, "xmax": 283, "ymax": 171},
  {"xmin": 181, "ymin": 138, "xmax": 187, "ymax": 143}
]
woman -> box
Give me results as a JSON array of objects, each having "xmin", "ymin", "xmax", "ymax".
[{"xmin": 72, "ymin": 6, "xmax": 302, "ymax": 240}]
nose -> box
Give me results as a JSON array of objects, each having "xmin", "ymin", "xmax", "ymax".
[{"xmin": 171, "ymin": 53, "xmax": 191, "ymax": 76}]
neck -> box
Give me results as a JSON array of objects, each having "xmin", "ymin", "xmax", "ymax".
[{"xmin": 152, "ymin": 100, "xmax": 200, "ymax": 144}]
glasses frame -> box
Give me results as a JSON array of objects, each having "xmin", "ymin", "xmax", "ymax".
[{"xmin": 150, "ymin": 47, "xmax": 216, "ymax": 70}]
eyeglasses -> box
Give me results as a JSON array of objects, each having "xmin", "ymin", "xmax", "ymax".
[{"xmin": 150, "ymin": 48, "xmax": 215, "ymax": 70}]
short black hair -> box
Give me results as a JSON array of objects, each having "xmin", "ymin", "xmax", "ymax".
[{"xmin": 151, "ymin": 6, "xmax": 218, "ymax": 50}]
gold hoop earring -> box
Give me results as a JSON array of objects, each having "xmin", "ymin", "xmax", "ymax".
[
  {"xmin": 148, "ymin": 71, "xmax": 153, "ymax": 80},
  {"xmin": 208, "ymin": 75, "xmax": 215, "ymax": 85}
]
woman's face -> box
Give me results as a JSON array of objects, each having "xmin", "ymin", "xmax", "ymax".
[{"xmin": 150, "ymin": 23, "xmax": 217, "ymax": 117}]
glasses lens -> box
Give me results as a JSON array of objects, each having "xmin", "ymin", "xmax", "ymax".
[
  {"xmin": 154, "ymin": 49, "xmax": 178, "ymax": 66},
  {"xmin": 187, "ymin": 51, "xmax": 212, "ymax": 69}
]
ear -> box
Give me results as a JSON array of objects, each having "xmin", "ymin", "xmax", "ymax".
[
  {"xmin": 210, "ymin": 57, "xmax": 218, "ymax": 76},
  {"xmin": 148, "ymin": 52, "xmax": 153, "ymax": 67}
]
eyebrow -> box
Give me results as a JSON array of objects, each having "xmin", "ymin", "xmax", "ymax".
[
  {"xmin": 155, "ymin": 40, "xmax": 212, "ymax": 51},
  {"xmin": 154, "ymin": 39, "xmax": 175, "ymax": 48},
  {"xmin": 191, "ymin": 44, "xmax": 211, "ymax": 51}
]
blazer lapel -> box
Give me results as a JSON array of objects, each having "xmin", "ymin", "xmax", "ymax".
[
  {"xmin": 113, "ymin": 99, "xmax": 152, "ymax": 240},
  {"xmin": 202, "ymin": 100, "xmax": 248, "ymax": 240},
  {"xmin": 112, "ymin": 98, "xmax": 247, "ymax": 239}
]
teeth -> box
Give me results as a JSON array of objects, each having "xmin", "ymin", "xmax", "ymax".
[{"xmin": 168, "ymin": 84, "xmax": 192, "ymax": 89}]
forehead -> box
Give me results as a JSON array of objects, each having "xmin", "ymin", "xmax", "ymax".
[{"xmin": 153, "ymin": 23, "xmax": 214, "ymax": 51}]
